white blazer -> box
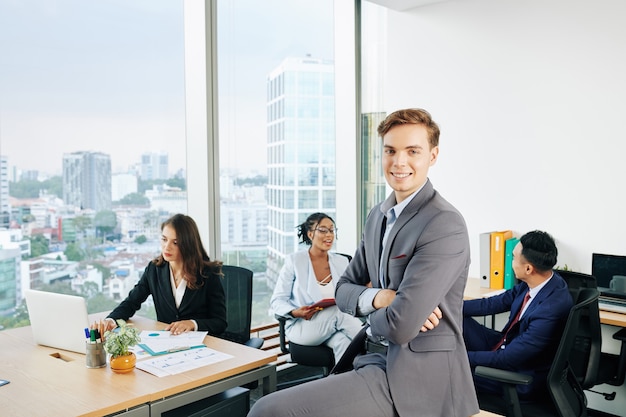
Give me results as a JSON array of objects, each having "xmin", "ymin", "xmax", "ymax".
[{"xmin": 270, "ymin": 250, "xmax": 349, "ymax": 317}]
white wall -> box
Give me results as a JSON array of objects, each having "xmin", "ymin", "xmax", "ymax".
[
  {"xmin": 381, "ymin": 1, "xmax": 626, "ymax": 413},
  {"xmin": 383, "ymin": 0, "xmax": 626, "ymax": 278}
]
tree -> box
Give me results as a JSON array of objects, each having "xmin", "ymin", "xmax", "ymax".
[
  {"xmin": 91, "ymin": 263, "xmax": 111, "ymax": 281},
  {"xmin": 8, "ymin": 179, "xmax": 40, "ymax": 198},
  {"xmin": 86, "ymin": 293, "xmax": 120, "ymax": 315},
  {"xmin": 134, "ymin": 235, "xmax": 147, "ymax": 244},
  {"xmin": 94, "ymin": 210, "xmax": 118, "ymax": 241},
  {"xmin": 166, "ymin": 177, "xmax": 186, "ymax": 190},
  {"xmin": 117, "ymin": 192, "xmax": 150, "ymax": 206},
  {"xmin": 73, "ymin": 215, "xmax": 92, "ymax": 237},
  {"xmin": 29, "ymin": 234, "xmax": 50, "ymax": 258},
  {"xmin": 44, "ymin": 176, "xmax": 63, "ymax": 198},
  {"xmin": 65, "ymin": 242, "xmax": 84, "ymax": 262},
  {"xmin": 82, "ymin": 281, "xmax": 100, "ymax": 298},
  {"xmin": 8, "ymin": 176, "xmax": 63, "ymax": 199}
]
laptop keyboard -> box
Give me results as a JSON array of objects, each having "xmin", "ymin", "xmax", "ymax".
[{"xmin": 598, "ymin": 298, "xmax": 626, "ymax": 314}]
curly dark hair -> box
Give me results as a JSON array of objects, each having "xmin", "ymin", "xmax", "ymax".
[{"xmin": 297, "ymin": 212, "xmax": 336, "ymax": 246}]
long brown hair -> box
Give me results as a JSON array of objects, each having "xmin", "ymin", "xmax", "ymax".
[{"xmin": 153, "ymin": 214, "xmax": 222, "ymax": 289}]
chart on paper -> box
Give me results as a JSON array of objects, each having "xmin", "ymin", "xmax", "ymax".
[
  {"xmin": 136, "ymin": 347, "xmax": 234, "ymax": 377},
  {"xmin": 136, "ymin": 330, "xmax": 207, "ymax": 356}
]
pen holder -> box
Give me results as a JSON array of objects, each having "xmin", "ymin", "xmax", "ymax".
[{"xmin": 86, "ymin": 341, "xmax": 107, "ymax": 368}]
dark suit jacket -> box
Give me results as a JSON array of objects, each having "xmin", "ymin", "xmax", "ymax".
[
  {"xmin": 463, "ymin": 271, "xmax": 573, "ymax": 396},
  {"xmin": 336, "ymin": 179, "xmax": 479, "ymax": 417},
  {"xmin": 107, "ymin": 261, "xmax": 227, "ymax": 335}
]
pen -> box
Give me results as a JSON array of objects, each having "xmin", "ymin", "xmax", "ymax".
[
  {"xmin": 90, "ymin": 329, "xmax": 96, "ymax": 344},
  {"xmin": 84, "ymin": 327, "xmax": 90, "ymax": 340}
]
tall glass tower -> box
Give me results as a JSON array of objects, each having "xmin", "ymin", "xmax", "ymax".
[
  {"xmin": 62, "ymin": 151, "xmax": 112, "ymax": 212},
  {"xmin": 266, "ymin": 56, "xmax": 335, "ymax": 284}
]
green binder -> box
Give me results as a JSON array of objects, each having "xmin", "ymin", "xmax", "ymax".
[{"xmin": 504, "ymin": 237, "xmax": 520, "ymax": 289}]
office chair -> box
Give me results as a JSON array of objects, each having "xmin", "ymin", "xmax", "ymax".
[
  {"xmin": 220, "ymin": 265, "xmax": 264, "ymax": 349},
  {"xmin": 556, "ymin": 270, "xmax": 626, "ymax": 402},
  {"xmin": 275, "ymin": 313, "xmax": 335, "ymax": 388},
  {"xmin": 475, "ymin": 288, "xmax": 600, "ymax": 417},
  {"xmin": 274, "ymin": 252, "xmax": 353, "ymax": 388}
]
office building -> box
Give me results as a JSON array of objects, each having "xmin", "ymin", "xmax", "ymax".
[
  {"xmin": 360, "ymin": 112, "xmax": 387, "ymax": 224},
  {"xmin": 0, "ymin": 249, "xmax": 20, "ymax": 313},
  {"xmin": 221, "ymin": 197, "xmax": 268, "ymax": 268},
  {"xmin": 265, "ymin": 56, "xmax": 336, "ymax": 283},
  {"xmin": 145, "ymin": 184, "xmax": 186, "ymax": 214},
  {"xmin": 140, "ymin": 151, "xmax": 169, "ymax": 181},
  {"xmin": 0, "ymin": 229, "xmax": 26, "ymax": 312},
  {"xmin": 0, "ymin": 155, "xmax": 9, "ymax": 229},
  {"xmin": 62, "ymin": 151, "xmax": 112, "ymax": 212},
  {"xmin": 111, "ymin": 173, "xmax": 139, "ymax": 202}
]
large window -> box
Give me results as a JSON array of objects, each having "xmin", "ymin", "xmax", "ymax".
[
  {"xmin": 217, "ymin": 0, "xmax": 339, "ymax": 327},
  {"xmin": 0, "ymin": 0, "xmax": 359, "ymax": 331},
  {"xmin": 0, "ymin": 0, "xmax": 187, "ymax": 327}
]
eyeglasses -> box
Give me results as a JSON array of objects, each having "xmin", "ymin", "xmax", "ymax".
[{"xmin": 314, "ymin": 227, "xmax": 336, "ymax": 235}]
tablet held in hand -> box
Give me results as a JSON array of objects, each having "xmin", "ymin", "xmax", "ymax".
[{"xmin": 308, "ymin": 298, "xmax": 336, "ymax": 310}]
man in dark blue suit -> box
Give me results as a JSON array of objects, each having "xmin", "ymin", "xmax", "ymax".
[{"xmin": 463, "ymin": 230, "xmax": 573, "ymax": 400}]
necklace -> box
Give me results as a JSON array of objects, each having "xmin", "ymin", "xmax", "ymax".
[{"xmin": 171, "ymin": 267, "xmax": 184, "ymax": 285}]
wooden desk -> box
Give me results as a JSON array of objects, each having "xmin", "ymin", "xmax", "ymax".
[
  {"xmin": 0, "ymin": 315, "xmax": 277, "ymax": 417},
  {"xmin": 464, "ymin": 278, "xmax": 626, "ymax": 328}
]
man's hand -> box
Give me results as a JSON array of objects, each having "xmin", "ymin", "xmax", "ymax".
[
  {"xmin": 372, "ymin": 290, "xmax": 442, "ymax": 332},
  {"xmin": 373, "ymin": 289, "xmax": 396, "ymax": 309},
  {"xmin": 420, "ymin": 306, "xmax": 443, "ymax": 332}
]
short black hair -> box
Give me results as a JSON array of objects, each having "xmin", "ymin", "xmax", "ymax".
[{"xmin": 519, "ymin": 230, "xmax": 558, "ymax": 273}]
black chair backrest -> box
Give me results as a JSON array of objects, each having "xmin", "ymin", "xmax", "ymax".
[
  {"xmin": 547, "ymin": 287, "xmax": 600, "ymax": 417},
  {"xmin": 556, "ymin": 269, "xmax": 597, "ymax": 304},
  {"xmin": 220, "ymin": 265, "xmax": 254, "ymax": 345},
  {"xmin": 336, "ymin": 252, "xmax": 353, "ymax": 262}
]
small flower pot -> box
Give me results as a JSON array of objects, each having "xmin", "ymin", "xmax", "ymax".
[{"xmin": 110, "ymin": 352, "xmax": 136, "ymax": 374}]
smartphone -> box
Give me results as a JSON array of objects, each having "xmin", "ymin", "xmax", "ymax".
[{"xmin": 0, "ymin": 379, "xmax": 9, "ymax": 387}]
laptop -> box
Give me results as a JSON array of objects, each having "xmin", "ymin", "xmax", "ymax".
[
  {"xmin": 24, "ymin": 289, "xmax": 90, "ymax": 354},
  {"xmin": 592, "ymin": 253, "xmax": 626, "ymax": 313}
]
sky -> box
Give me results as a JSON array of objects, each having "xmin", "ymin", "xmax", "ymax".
[
  {"xmin": 0, "ymin": 0, "xmax": 187, "ymax": 176},
  {"xmin": 0, "ymin": 0, "xmax": 334, "ymax": 178}
]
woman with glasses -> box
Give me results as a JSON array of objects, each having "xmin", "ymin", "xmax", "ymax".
[{"xmin": 270, "ymin": 212, "xmax": 364, "ymax": 363}]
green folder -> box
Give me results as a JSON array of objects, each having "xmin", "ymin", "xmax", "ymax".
[{"xmin": 504, "ymin": 237, "xmax": 520, "ymax": 289}]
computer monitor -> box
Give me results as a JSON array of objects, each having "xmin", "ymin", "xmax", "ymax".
[{"xmin": 591, "ymin": 253, "xmax": 626, "ymax": 301}]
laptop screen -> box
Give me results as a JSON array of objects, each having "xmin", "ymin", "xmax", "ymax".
[{"xmin": 592, "ymin": 253, "xmax": 626, "ymax": 301}]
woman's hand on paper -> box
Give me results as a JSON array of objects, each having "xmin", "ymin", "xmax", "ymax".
[{"xmin": 165, "ymin": 320, "xmax": 195, "ymax": 335}]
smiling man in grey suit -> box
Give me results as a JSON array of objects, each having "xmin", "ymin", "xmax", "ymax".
[{"xmin": 248, "ymin": 108, "xmax": 479, "ymax": 417}]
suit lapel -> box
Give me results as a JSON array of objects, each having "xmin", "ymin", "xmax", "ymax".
[
  {"xmin": 524, "ymin": 277, "xmax": 557, "ymax": 318},
  {"xmin": 379, "ymin": 181, "xmax": 435, "ymax": 288}
]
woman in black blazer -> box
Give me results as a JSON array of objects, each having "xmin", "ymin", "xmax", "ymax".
[{"xmin": 96, "ymin": 214, "xmax": 227, "ymax": 336}]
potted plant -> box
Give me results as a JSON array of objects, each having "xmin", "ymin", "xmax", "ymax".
[{"xmin": 103, "ymin": 319, "xmax": 141, "ymax": 373}]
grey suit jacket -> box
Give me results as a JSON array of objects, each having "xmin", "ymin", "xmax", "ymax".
[{"xmin": 336, "ymin": 179, "xmax": 479, "ymax": 417}]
